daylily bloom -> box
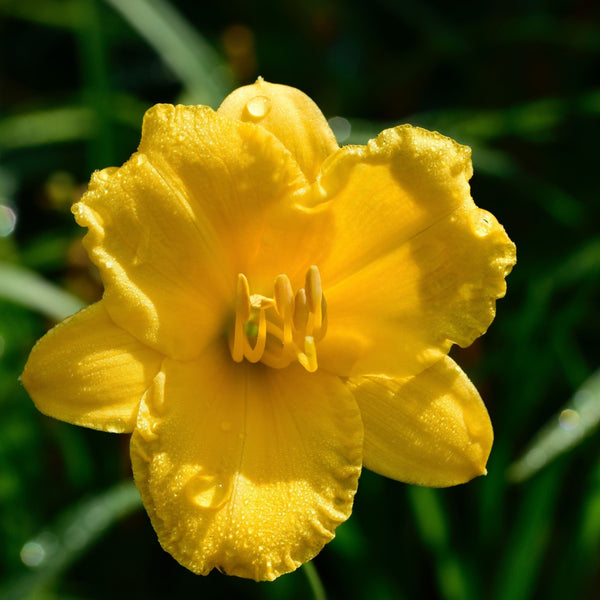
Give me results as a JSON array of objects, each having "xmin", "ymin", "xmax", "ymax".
[{"xmin": 22, "ymin": 79, "xmax": 516, "ymax": 581}]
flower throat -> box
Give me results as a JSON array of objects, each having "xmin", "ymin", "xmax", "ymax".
[{"xmin": 230, "ymin": 266, "xmax": 327, "ymax": 372}]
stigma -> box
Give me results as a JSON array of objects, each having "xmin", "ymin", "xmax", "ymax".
[{"xmin": 229, "ymin": 266, "xmax": 327, "ymax": 372}]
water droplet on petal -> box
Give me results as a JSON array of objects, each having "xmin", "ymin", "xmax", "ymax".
[
  {"xmin": 469, "ymin": 209, "xmax": 493, "ymax": 237},
  {"xmin": 221, "ymin": 421, "xmax": 232, "ymax": 432},
  {"xmin": 185, "ymin": 474, "xmax": 231, "ymax": 509},
  {"xmin": 245, "ymin": 96, "xmax": 271, "ymax": 120}
]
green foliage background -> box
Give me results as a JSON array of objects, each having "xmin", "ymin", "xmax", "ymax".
[{"xmin": 1, "ymin": 0, "xmax": 600, "ymax": 598}]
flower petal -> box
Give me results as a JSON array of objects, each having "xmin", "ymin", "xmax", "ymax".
[
  {"xmin": 348, "ymin": 356, "xmax": 492, "ymax": 487},
  {"xmin": 75, "ymin": 105, "xmax": 310, "ymax": 360},
  {"xmin": 21, "ymin": 302, "xmax": 162, "ymax": 433},
  {"xmin": 218, "ymin": 78, "xmax": 339, "ymax": 182},
  {"xmin": 130, "ymin": 345, "xmax": 363, "ymax": 581},
  {"xmin": 316, "ymin": 125, "xmax": 516, "ymax": 377}
]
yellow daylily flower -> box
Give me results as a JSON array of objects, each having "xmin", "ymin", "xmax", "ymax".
[{"xmin": 22, "ymin": 79, "xmax": 516, "ymax": 581}]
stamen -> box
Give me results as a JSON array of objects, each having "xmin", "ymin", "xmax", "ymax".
[
  {"xmin": 232, "ymin": 274, "xmax": 251, "ymax": 362},
  {"xmin": 305, "ymin": 265, "xmax": 323, "ymax": 334},
  {"xmin": 274, "ymin": 274, "xmax": 294, "ymax": 346},
  {"xmin": 230, "ymin": 266, "xmax": 327, "ymax": 372},
  {"xmin": 244, "ymin": 307, "xmax": 267, "ymax": 363},
  {"xmin": 297, "ymin": 336, "xmax": 318, "ymax": 373},
  {"xmin": 293, "ymin": 289, "xmax": 309, "ymax": 332}
]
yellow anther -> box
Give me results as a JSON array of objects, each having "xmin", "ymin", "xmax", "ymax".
[
  {"xmin": 274, "ymin": 274, "xmax": 294, "ymax": 316},
  {"xmin": 293, "ymin": 289, "xmax": 309, "ymax": 332},
  {"xmin": 236, "ymin": 273, "xmax": 251, "ymax": 322},
  {"xmin": 305, "ymin": 265, "xmax": 322, "ymax": 313},
  {"xmin": 305, "ymin": 265, "xmax": 324, "ymax": 335},
  {"xmin": 274, "ymin": 274, "xmax": 294, "ymax": 346}
]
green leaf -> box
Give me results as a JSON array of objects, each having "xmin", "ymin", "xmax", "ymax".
[
  {"xmin": 0, "ymin": 262, "xmax": 85, "ymax": 321},
  {"xmin": 105, "ymin": 0, "xmax": 233, "ymax": 107}
]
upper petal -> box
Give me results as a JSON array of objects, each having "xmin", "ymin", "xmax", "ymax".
[
  {"xmin": 75, "ymin": 105, "xmax": 311, "ymax": 360},
  {"xmin": 130, "ymin": 346, "xmax": 363, "ymax": 581},
  {"xmin": 315, "ymin": 125, "xmax": 516, "ymax": 377},
  {"xmin": 21, "ymin": 302, "xmax": 162, "ymax": 433},
  {"xmin": 218, "ymin": 78, "xmax": 339, "ymax": 182},
  {"xmin": 348, "ymin": 356, "xmax": 493, "ymax": 487}
]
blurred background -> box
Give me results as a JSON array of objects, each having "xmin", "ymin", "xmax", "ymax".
[{"xmin": 1, "ymin": 0, "xmax": 600, "ymax": 598}]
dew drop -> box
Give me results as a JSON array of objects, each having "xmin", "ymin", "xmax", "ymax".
[
  {"xmin": 245, "ymin": 96, "xmax": 271, "ymax": 120},
  {"xmin": 20, "ymin": 541, "xmax": 46, "ymax": 567},
  {"xmin": 185, "ymin": 474, "xmax": 231, "ymax": 509},
  {"xmin": 559, "ymin": 408, "xmax": 580, "ymax": 431},
  {"xmin": 469, "ymin": 209, "xmax": 493, "ymax": 237},
  {"xmin": 0, "ymin": 204, "xmax": 17, "ymax": 237},
  {"xmin": 20, "ymin": 532, "xmax": 58, "ymax": 568}
]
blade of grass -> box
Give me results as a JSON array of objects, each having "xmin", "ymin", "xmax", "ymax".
[
  {"xmin": 104, "ymin": 0, "xmax": 232, "ymax": 106},
  {"xmin": 492, "ymin": 466, "xmax": 564, "ymax": 600},
  {"xmin": 0, "ymin": 108, "xmax": 94, "ymax": 152},
  {"xmin": 77, "ymin": 0, "xmax": 116, "ymax": 169},
  {"xmin": 1, "ymin": 481, "xmax": 142, "ymax": 600},
  {"xmin": 550, "ymin": 459, "xmax": 600, "ymax": 599},
  {"xmin": 0, "ymin": 262, "xmax": 85, "ymax": 321}
]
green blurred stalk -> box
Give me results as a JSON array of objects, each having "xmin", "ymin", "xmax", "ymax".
[
  {"xmin": 554, "ymin": 459, "xmax": 600, "ymax": 599},
  {"xmin": 492, "ymin": 467, "xmax": 564, "ymax": 600},
  {"xmin": 302, "ymin": 561, "xmax": 327, "ymax": 600},
  {"xmin": 407, "ymin": 486, "xmax": 477, "ymax": 600}
]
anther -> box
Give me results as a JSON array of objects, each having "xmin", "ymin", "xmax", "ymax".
[
  {"xmin": 274, "ymin": 275, "xmax": 294, "ymax": 346},
  {"xmin": 305, "ymin": 266, "xmax": 322, "ymax": 313},
  {"xmin": 305, "ymin": 265, "xmax": 323, "ymax": 335},
  {"xmin": 293, "ymin": 289, "xmax": 309, "ymax": 332}
]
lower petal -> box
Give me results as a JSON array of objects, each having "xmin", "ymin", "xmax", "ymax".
[
  {"xmin": 348, "ymin": 356, "xmax": 492, "ymax": 487},
  {"xmin": 131, "ymin": 346, "xmax": 363, "ymax": 581},
  {"xmin": 21, "ymin": 302, "xmax": 163, "ymax": 433}
]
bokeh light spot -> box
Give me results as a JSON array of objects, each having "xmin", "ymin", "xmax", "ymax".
[
  {"xmin": 0, "ymin": 204, "xmax": 17, "ymax": 237},
  {"xmin": 328, "ymin": 116, "xmax": 352, "ymax": 143},
  {"xmin": 558, "ymin": 409, "xmax": 580, "ymax": 431}
]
